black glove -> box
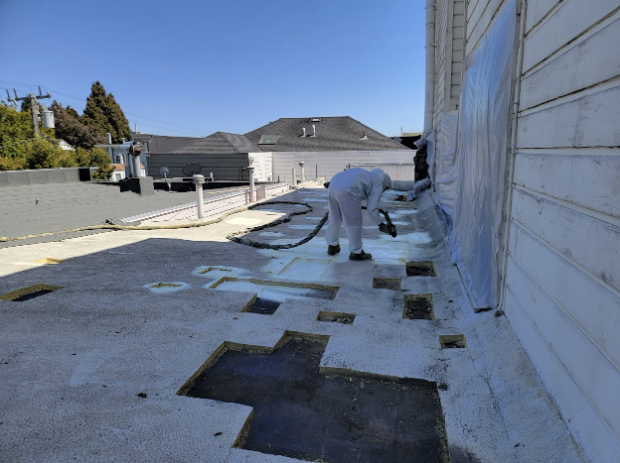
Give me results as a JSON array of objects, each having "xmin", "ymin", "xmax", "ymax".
[{"xmin": 379, "ymin": 223, "xmax": 390, "ymax": 234}]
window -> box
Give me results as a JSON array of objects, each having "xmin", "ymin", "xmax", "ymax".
[{"xmin": 258, "ymin": 135, "xmax": 279, "ymax": 145}]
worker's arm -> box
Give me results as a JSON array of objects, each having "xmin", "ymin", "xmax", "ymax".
[{"xmin": 365, "ymin": 179, "xmax": 384, "ymax": 225}]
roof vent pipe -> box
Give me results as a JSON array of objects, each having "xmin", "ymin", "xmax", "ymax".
[
  {"xmin": 301, "ymin": 127, "xmax": 306, "ymax": 137},
  {"xmin": 311, "ymin": 125, "xmax": 316, "ymax": 137}
]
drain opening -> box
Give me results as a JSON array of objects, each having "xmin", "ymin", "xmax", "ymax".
[
  {"xmin": 373, "ymin": 278, "xmax": 402, "ymax": 290},
  {"xmin": 403, "ymin": 294, "xmax": 435, "ymax": 320},
  {"xmin": 243, "ymin": 296, "xmax": 280, "ymax": 315},
  {"xmin": 406, "ymin": 261, "xmax": 436, "ymax": 277},
  {"xmin": 316, "ymin": 311, "xmax": 355, "ymax": 324},
  {"xmin": 180, "ymin": 332, "xmax": 450, "ymax": 463},
  {"xmin": 440, "ymin": 334, "xmax": 467, "ymax": 349},
  {"xmin": 0, "ymin": 284, "xmax": 63, "ymax": 302}
]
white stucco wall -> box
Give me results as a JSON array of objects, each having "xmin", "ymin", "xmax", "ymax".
[{"xmin": 271, "ymin": 151, "xmax": 415, "ymax": 183}]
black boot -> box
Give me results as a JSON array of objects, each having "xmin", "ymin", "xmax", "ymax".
[
  {"xmin": 349, "ymin": 250, "xmax": 372, "ymax": 261},
  {"xmin": 327, "ymin": 244, "xmax": 341, "ymax": 255}
]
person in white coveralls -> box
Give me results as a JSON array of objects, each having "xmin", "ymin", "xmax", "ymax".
[{"xmin": 324, "ymin": 168, "xmax": 392, "ymax": 260}]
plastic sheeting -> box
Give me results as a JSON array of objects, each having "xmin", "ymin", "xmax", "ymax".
[
  {"xmin": 434, "ymin": 111, "xmax": 459, "ymax": 229},
  {"xmin": 446, "ymin": 0, "xmax": 516, "ymax": 309}
]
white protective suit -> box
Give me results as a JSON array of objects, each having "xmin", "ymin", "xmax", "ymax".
[{"xmin": 325, "ymin": 168, "xmax": 391, "ymax": 254}]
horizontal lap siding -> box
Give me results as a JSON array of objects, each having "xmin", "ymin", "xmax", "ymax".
[
  {"xmin": 434, "ymin": 0, "xmax": 449, "ymax": 130},
  {"xmin": 520, "ymin": 14, "xmax": 620, "ymax": 111},
  {"xmin": 504, "ymin": 273, "xmax": 620, "ymax": 462},
  {"xmin": 450, "ymin": 1, "xmax": 465, "ymax": 109},
  {"xmin": 522, "ymin": 0, "xmax": 620, "ymax": 73},
  {"xmin": 466, "ymin": 0, "xmax": 510, "ymax": 55},
  {"xmin": 506, "ymin": 1, "xmax": 620, "ymax": 459}
]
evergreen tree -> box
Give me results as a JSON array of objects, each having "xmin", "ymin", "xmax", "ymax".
[
  {"xmin": 65, "ymin": 105, "xmax": 81, "ymax": 121},
  {"xmin": 20, "ymin": 97, "xmax": 37, "ymax": 113},
  {"xmin": 81, "ymin": 81, "xmax": 131, "ymax": 143},
  {"xmin": 51, "ymin": 101, "xmax": 103, "ymax": 149},
  {"xmin": 105, "ymin": 93, "xmax": 131, "ymax": 142}
]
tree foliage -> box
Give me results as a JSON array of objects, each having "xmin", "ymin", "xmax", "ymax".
[
  {"xmin": 81, "ymin": 81, "xmax": 131, "ymax": 144},
  {"xmin": 0, "ymin": 105, "xmax": 113, "ymax": 179},
  {"xmin": 65, "ymin": 105, "xmax": 81, "ymax": 122},
  {"xmin": 51, "ymin": 101, "xmax": 103, "ymax": 149}
]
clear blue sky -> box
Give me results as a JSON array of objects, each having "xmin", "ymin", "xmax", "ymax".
[{"xmin": 0, "ymin": 0, "xmax": 425, "ymax": 138}]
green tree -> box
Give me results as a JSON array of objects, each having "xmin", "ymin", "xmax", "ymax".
[
  {"xmin": 82, "ymin": 81, "xmax": 131, "ymax": 143},
  {"xmin": 20, "ymin": 97, "xmax": 38, "ymax": 113},
  {"xmin": 105, "ymin": 93, "xmax": 131, "ymax": 142},
  {"xmin": 25, "ymin": 139, "xmax": 67, "ymax": 169},
  {"xmin": 51, "ymin": 101, "xmax": 103, "ymax": 149},
  {"xmin": 75, "ymin": 146, "xmax": 113, "ymax": 180},
  {"xmin": 65, "ymin": 105, "xmax": 81, "ymax": 122}
]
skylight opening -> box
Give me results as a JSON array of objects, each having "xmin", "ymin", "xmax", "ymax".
[{"xmin": 258, "ymin": 135, "xmax": 279, "ymax": 145}]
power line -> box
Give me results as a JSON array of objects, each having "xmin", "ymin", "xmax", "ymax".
[{"xmin": 0, "ymin": 79, "xmax": 206, "ymax": 136}]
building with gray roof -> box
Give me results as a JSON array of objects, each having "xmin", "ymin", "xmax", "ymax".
[{"xmin": 244, "ymin": 116, "xmax": 409, "ymax": 152}]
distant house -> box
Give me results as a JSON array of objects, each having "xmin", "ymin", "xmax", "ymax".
[
  {"xmin": 245, "ymin": 116, "xmax": 409, "ymax": 152},
  {"xmin": 148, "ymin": 116, "xmax": 412, "ymax": 183},
  {"xmin": 109, "ymin": 163, "xmax": 145, "ymax": 182},
  {"xmin": 147, "ymin": 132, "xmax": 267, "ymax": 181},
  {"xmin": 58, "ymin": 139, "xmax": 75, "ymax": 151}
]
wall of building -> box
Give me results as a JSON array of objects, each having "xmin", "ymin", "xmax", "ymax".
[
  {"xmin": 504, "ymin": 1, "xmax": 620, "ymax": 461},
  {"xmin": 0, "ymin": 167, "xmax": 89, "ymax": 187},
  {"xmin": 431, "ymin": 0, "xmax": 620, "ymax": 459},
  {"xmin": 271, "ymin": 151, "xmax": 415, "ymax": 184},
  {"xmin": 148, "ymin": 153, "xmax": 250, "ymax": 181},
  {"xmin": 431, "ymin": 0, "xmax": 466, "ymax": 164}
]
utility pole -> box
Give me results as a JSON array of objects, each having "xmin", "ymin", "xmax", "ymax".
[{"xmin": 9, "ymin": 87, "xmax": 52, "ymax": 138}]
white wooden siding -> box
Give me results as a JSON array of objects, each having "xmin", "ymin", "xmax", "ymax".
[
  {"xmin": 504, "ymin": 1, "xmax": 620, "ymax": 460},
  {"xmin": 520, "ymin": 14, "xmax": 620, "ymax": 111},
  {"xmin": 433, "ymin": 0, "xmax": 466, "ymax": 133},
  {"xmin": 466, "ymin": 0, "xmax": 511, "ymax": 55},
  {"xmin": 522, "ymin": 0, "xmax": 620, "ymax": 73},
  {"xmin": 434, "ymin": 0, "xmax": 450, "ymax": 130}
]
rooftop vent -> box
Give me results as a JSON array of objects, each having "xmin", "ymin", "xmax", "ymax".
[
  {"xmin": 258, "ymin": 135, "xmax": 279, "ymax": 145},
  {"xmin": 309, "ymin": 118, "xmax": 322, "ymax": 123},
  {"xmin": 361, "ymin": 131, "xmax": 369, "ymax": 140},
  {"xmin": 299, "ymin": 128, "xmax": 307, "ymax": 138}
]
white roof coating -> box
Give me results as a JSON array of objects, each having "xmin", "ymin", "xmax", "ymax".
[{"xmin": 0, "ymin": 185, "xmax": 585, "ymax": 462}]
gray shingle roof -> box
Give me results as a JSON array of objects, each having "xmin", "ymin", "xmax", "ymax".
[
  {"xmin": 244, "ymin": 117, "xmax": 410, "ymax": 152},
  {"xmin": 147, "ymin": 136, "xmax": 202, "ymax": 155},
  {"xmin": 172, "ymin": 132, "xmax": 260, "ymax": 155}
]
